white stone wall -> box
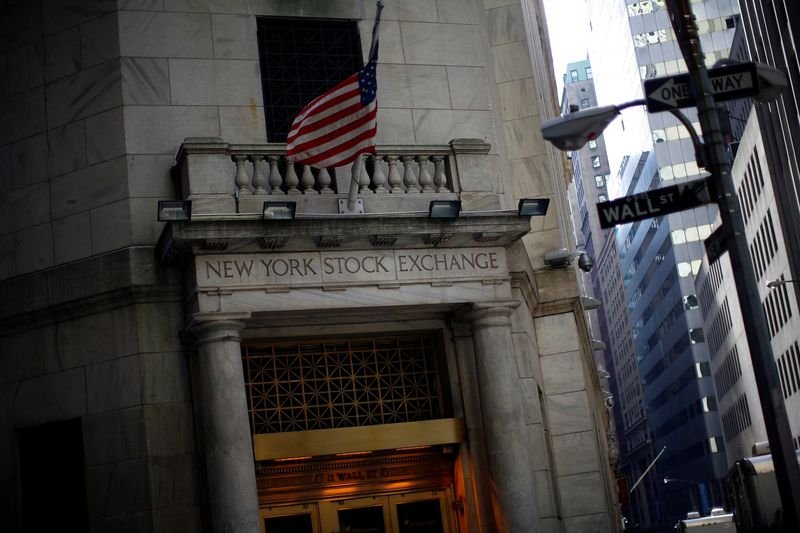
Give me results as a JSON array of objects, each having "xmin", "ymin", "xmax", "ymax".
[
  {"xmin": 0, "ymin": 1, "xmax": 613, "ymax": 531},
  {"xmin": 1, "ymin": 0, "xmax": 568, "ymax": 277}
]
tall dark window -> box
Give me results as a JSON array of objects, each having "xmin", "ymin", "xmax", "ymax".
[
  {"xmin": 18, "ymin": 418, "xmax": 88, "ymax": 531},
  {"xmin": 256, "ymin": 18, "xmax": 364, "ymax": 142}
]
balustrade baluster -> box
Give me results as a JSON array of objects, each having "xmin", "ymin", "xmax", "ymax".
[
  {"xmin": 387, "ymin": 155, "xmax": 403, "ymax": 193},
  {"xmin": 300, "ymin": 165, "xmax": 317, "ymax": 194},
  {"xmin": 318, "ymin": 167, "xmax": 334, "ymax": 194},
  {"xmin": 233, "ymin": 155, "xmax": 251, "ymax": 195},
  {"xmin": 432, "ymin": 155, "xmax": 448, "ymax": 192},
  {"xmin": 372, "ymin": 155, "xmax": 387, "ymax": 193},
  {"xmin": 251, "ymin": 155, "xmax": 268, "ymax": 194},
  {"xmin": 285, "ymin": 160, "xmax": 300, "ymax": 195},
  {"xmin": 268, "ymin": 155, "xmax": 284, "ymax": 195},
  {"xmin": 402, "ymin": 155, "xmax": 419, "ymax": 193},
  {"xmin": 417, "ymin": 155, "xmax": 433, "ymax": 193}
]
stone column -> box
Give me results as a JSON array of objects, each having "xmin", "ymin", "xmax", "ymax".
[
  {"xmin": 190, "ymin": 314, "xmax": 260, "ymax": 533},
  {"xmin": 468, "ymin": 301, "xmax": 539, "ymax": 532}
]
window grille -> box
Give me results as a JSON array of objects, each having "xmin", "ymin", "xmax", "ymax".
[
  {"xmin": 243, "ymin": 335, "xmax": 444, "ymax": 434},
  {"xmin": 257, "ymin": 17, "xmax": 363, "ymax": 142}
]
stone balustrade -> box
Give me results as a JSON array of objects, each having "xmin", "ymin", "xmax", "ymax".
[
  {"xmin": 175, "ymin": 138, "xmax": 493, "ymax": 216},
  {"xmin": 227, "ymin": 146, "xmax": 452, "ymax": 196}
]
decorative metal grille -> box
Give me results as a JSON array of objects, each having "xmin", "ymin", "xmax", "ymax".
[
  {"xmin": 243, "ymin": 336, "xmax": 443, "ymax": 434},
  {"xmin": 256, "ymin": 17, "xmax": 363, "ymax": 142}
]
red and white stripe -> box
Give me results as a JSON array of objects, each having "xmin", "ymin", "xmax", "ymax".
[{"xmin": 285, "ymin": 74, "xmax": 377, "ymax": 169}]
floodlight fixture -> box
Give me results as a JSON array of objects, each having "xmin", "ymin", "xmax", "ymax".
[
  {"xmin": 158, "ymin": 200, "xmax": 192, "ymax": 221},
  {"xmin": 262, "ymin": 201, "xmax": 296, "ymax": 220},
  {"xmin": 428, "ymin": 200, "xmax": 461, "ymax": 219},
  {"xmin": 518, "ymin": 198, "xmax": 550, "ymax": 216}
]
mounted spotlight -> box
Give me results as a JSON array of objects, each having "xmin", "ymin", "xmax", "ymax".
[
  {"xmin": 428, "ymin": 200, "xmax": 461, "ymax": 219},
  {"xmin": 581, "ymin": 296, "xmax": 601, "ymax": 310},
  {"xmin": 591, "ymin": 339, "xmax": 607, "ymax": 351},
  {"xmin": 518, "ymin": 198, "xmax": 550, "ymax": 216},
  {"xmin": 263, "ymin": 201, "xmax": 296, "ymax": 220},
  {"xmin": 157, "ymin": 200, "xmax": 192, "ymax": 221},
  {"xmin": 543, "ymin": 247, "xmax": 595, "ymax": 272}
]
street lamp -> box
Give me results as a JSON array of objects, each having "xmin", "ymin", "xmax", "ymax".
[
  {"xmin": 767, "ymin": 278, "xmax": 799, "ymax": 289},
  {"xmin": 540, "ymin": 1, "xmax": 800, "ymax": 528}
]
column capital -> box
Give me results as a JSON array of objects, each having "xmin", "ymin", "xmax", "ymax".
[
  {"xmin": 464, "ymin": 300, "xmax": 521, "ymax": 328},
  {"xmin": 185, "ymin": 312, "xmax": 252, "ymax": 346}
]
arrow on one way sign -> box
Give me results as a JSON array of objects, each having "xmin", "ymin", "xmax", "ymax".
[{"xmin": 644, "ymin": 62, "xmax": 759, "ymax": 112}]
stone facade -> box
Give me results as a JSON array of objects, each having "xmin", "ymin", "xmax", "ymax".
[{"xmin": 0, "ymin": 1, "xmax": 619, "ymax": 532}]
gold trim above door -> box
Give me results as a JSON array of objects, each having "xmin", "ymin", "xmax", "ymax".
[
  {"xmin": 253, "ymin": 418, "xmax": 465, "ymax": 461},
  {"xmin": 256, "ymin": 448, "xmax": 456, "ymax": 507}
]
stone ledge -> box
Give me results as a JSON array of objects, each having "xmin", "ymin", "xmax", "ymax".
[{"xmin": 0, "ymin": 248, "xmax": 182, "ymax": 334}]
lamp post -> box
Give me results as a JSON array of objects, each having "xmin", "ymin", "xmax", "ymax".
[{"xmin": 540, "ymin": 1, "xmax": 800, "ymax": 529}]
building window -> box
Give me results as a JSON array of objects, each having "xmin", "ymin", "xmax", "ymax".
[
  {"xmin": 585, "ymin": 66, "xmax": 592, "ymax": 79},
  {"xmin": 580, "ymin": 98, "xmax": 590, "ymax": 108},
  {"xmin": 677, "ymin": 260, "xmax": 701, "ymax": 277},
  {"xmin": 594, "ymin": 174, "xmax": 605, "ymax": 187},
  {"xmin": 588, "ymin": 139, "xmax": 598, "ymax": 149},
  {"xmin": 591, "ymin": 155, "xmax": 601, "ymax": 168},
  {"xmin": 570, "ymin": 69, "xmax": 579, "ymax": 81},
  {"xmin": 598, "ymin": 194, "xmax": 607, "ymax": 203},
  {"xmin": 18, "ymin": 419, "xmax": 89, "ymax": 530},
  {"xmin": 256, "ymin": 17, "xmax": 363, "ymax": 142}
]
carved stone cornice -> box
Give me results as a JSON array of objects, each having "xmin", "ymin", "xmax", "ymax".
[{"xmin": 157, "ymin": 214, "xmax": 532, "ymax": 264}]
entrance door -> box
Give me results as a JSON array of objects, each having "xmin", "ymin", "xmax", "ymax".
[
  {"xmin": 262, "ymin": 502, "xmax": 320, "ymax": 533},
  {"xmin": 321, "ymin": 495, "xmax": 391, "ymax": 533},
  {"xmin": 389, "ymin": 491, "xmax": 450, "ymax": 533},
  {"xmin": 262, "ymin": 489, "xmax": 453, "ymax": 533}
]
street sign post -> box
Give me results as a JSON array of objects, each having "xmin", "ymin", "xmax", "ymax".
[
  {"xmin": 644, "ymin": 62, "xmax": 759, "ymax": 112},
  {"xmin": 596, "ymin": 177, "xmax": 715, "ymax": 229}
]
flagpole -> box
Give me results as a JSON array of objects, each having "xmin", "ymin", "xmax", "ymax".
[
  {"xmin": 630, "ymin": 446, "xmax": 666, "ymax": 493},
  {"xmin": 345, "ymin": 0, "xmax": 384, "ymax": 212},
  {"xmin": 347, "ymin": 155, "xmax": 364, "ymax": 211}
]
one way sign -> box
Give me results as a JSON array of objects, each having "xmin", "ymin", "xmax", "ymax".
[{"xmin": 644, "ymin": 62, "xmax": 759, "ymax": 112}]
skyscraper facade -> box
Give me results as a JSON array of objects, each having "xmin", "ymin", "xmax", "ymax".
[
  {"xmin": 695, "ymin": 9, "xmax": 800, "ymax": 471},
  {"xmin": 581, "ymin": 0, "xmax": 742, "ymax": 525}
]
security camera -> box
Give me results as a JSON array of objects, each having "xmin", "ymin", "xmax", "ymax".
[
  {"xmin": 604, "ymin": 394, "xmax": 615, "ymax": 409},
  {"xmin": 602, "ymin": 390, "xmax": 614, "ymax": 408},
  {"xmin": 577, "ymin": 252, "xmax": 594, "ymax": 273},
  {"xmin": 544, "ymin": 248, "xmax": 596, "ymax": 272}
]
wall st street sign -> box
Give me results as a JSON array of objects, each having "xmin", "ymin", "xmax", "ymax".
[
  {"xmin": 644, "ymin": 62, "xmax": 759, "ymax": 112},
  {"xmin": 597, "ymin": 177, "xmax": 716, "ymax": 229}
]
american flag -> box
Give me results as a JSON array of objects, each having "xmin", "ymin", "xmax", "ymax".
[{"xmin": 285, "ymin": 5, "xmax": 383, "ymax": 169}]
